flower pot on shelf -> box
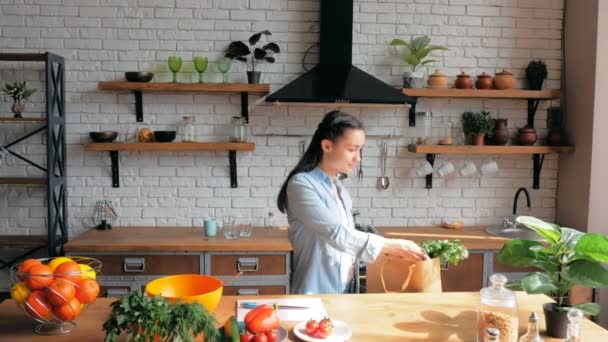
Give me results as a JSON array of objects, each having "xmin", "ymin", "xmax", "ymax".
[
  {"xmin": 11, "ymin": 102, "xmax": 24, "ymax": 118},
  {"xmin": 475, "ymin": 72, "xmax": 492, "ymax": 89},
  {"xmin": 472, "ymin": 133, "xmax": 485, "ymax": 146},
  {"xmin": 454, "ymin": 72, "xmax": 473, "ymax": 89},
  {"xmin": 546, "ymin": 128, "xmax": 565, "ymax": 146},
  {"xmin": 403, "ymin": 71, "xmax": 425, "ymax": 88},
  {"xmin": 543, "ymin": 303, "xmax": 570, "ymax": 338},
  {"xmin": 493, "ymin": 69, "xmax": 516, "ymax": 90},
  {"xmin": 492, "ymin": 119, "xmax": 510, "ymax": 145},
  {"xmin": 527, "ymin": 77, "xmax": 544, "ymax": 90},
  {"xmin": 247, "ymin": 71, "xmax": 261, "ymax": 84}
]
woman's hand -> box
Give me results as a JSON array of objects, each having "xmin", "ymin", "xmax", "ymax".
[{"xmin": 382, "ymin": 239, "xmax": 428, "ymax": 261}]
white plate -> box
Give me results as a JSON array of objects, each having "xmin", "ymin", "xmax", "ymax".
[{"xmin": 293, "ymin": 320, "xmax": 352, "ymax": 342}]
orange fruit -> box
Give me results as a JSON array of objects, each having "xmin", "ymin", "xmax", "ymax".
[
  {"xmin": 25, "ymin": 264, "xmax": 53, "ymax": 291},
  {"xmin": 75, "ymin": 278, "xmax": 99, "ymax": 304},
  {"xmin": 17, "ymin": 259, "xmax": 41, "ymax": 281},
  {"xmin": 54, "ymin": 261, "xmax": 81, "ymax": 285},
  {"xmin": 25, "ymin": 290, "xmax": 52, "ymax": 320},
  {"xmin": 52, "ymin": 297, "xmax": 81, "ymax": 321},
  {"xmin": 46, "ymin": 278, "xmax": 76, "ymax": 306}
]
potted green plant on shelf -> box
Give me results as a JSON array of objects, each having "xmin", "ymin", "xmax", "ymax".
[
  {"xmin": 546, "ymin": 106, "xmax": 566, "ymax": 146},
  {"xmin": 525, "ymin": 60, "xmax": 548, "ymax": 90},
  {"xmin": 497, "ymin": 216, "xmax": 608, "ymax": 338},
  {"xmin": 462, "ymin": 111, "xmax": 495, "ymax": 146},
  {"xmin": 225, "ymin": 30, "xmax": 281, "ymax": 84},
  {"xmin": 102, "ymin": 290, "xmax": 220, "ymax": 342},
  {"xmin": 2, "ymin": 81, "xmax": 36, "ymax": 118},
  {"xmin": 389, "ymin": 35, "xmax": 448, "ymax": 88}
]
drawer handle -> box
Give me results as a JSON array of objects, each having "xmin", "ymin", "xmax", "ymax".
[
  {"xmin": 237, "ymin": 288, "xmax": 260, "ymax": 296},
  {"xmin": 123, "ymin": 257, "xmax": 145, "ymax": 273},
  {"xmin": 237, "ymin": 257, "xmax": 259, "ymax": 272},
  {"xmin": 106, "ymin": 288, "xmax": 128, "ymax": 298}
]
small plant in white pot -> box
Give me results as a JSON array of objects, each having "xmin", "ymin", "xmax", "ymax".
[{"xmin": 389, "ymin": 35, "xmax": 447, "ymax": 88}]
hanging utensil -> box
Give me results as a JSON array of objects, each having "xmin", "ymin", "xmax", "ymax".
[
  {"xmin": 379, "ymin": 141, "xmax": 390, "ymax": 189},
  {"xmin": 357, "ymin": 148, "xmax": 364, "ymax": 183},
  {"xmin": 299, "ymin": 139, "xmax": 306, "ymax": 157}
]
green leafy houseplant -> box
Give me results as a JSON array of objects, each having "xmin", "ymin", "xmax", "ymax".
[
  {"xmin": 421, "ymin": 240, "xmax": 469, "ymax": 267},
  {"xmin": 103, "ymin": 290, "xmax": 220, "ymax": 342},
  {"xmin": 462, "ymin": 111, "xmax": 495, "ymax": 145},
  {"xmin": 525, "ymin": 60, "xmax": 548, "ymax": 90},
  {"xmin": 497, "ymin": 216, "xmax": 608, "ymax": 316},
  {"xmin": 389, "ymin": 36, "xmax": 448, "ymax": 72},
  {"xmin": 2, "ymin": 81, "xmax": 36, "ymax": 103},
  {"xmin": 225, "ymin": 30, "xmax": 280, "ymax": 83}
]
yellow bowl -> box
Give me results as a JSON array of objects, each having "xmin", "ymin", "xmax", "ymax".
[{"xmin": 145, "ymin": 274, "xmax": 223, "ymax": 313}]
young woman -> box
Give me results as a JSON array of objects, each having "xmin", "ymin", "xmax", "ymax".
[{"xmin": 277, "ymin": 110, "xmax": 428, "ymax": 294}]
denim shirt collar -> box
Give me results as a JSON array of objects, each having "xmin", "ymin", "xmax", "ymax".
[{"xmin": 310, "ymin": 167, "xmax": 334, "ymax": 188}]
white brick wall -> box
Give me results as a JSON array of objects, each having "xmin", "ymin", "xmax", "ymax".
[{"xmin": 0, "ymin": 0, "xmax": 563, "ymax": 238}]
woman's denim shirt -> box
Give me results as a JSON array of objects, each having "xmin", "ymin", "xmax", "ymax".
[{"xmin": 286, "ymin": 167, "xmax": 385, "ymax": 294}]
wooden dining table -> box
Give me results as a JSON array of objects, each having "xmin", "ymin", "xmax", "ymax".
[{"xmin": 0, "ymin": 292, "xmax": 606, "ymax": 341}]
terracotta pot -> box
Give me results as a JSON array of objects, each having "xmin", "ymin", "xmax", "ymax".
[
  {"xmin": 547, "ymin": 128, "xmax": 564, "ymax": 146},
  {"xmin": 518, "ymin": 127, "xmax": 537, "ymax": 145},
  {"xmin": 492, "ymin": 119, "xmax": 510, "ymax": 145},
  {"xmin": 11, "ymin": 102, "xmax": 24, "ymax": 118},
  {"xmin": 475, "ymin": 72, "xmax": 493, "ymax": 89},
  {"xmin": 472, "ymin": 134, "xmax": 485, "ymax": 146},
  {"xmin": 493, "ymin": 69, "xmax": 516, "ymax": 90},
  {"xmin": 454, "ymin": 72, "xmax": 473, "ymax": 89},
  {"xmin": 426, "ymin": 69, "xmax": 449, "ymax": 88},
  {"xmin": 543, "ymin": 303, "xmax": 570, "ymax": 338}
]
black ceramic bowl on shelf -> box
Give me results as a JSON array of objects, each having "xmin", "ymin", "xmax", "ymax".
[
  {"xmin": 154, "ymin": 131, "xmax": 176, "ymax": 142},
  {"xmin": 125, "ymin": 72, "xmax": 154, "ymax": 82},
  {"xmin": 89, "ymin": 131, "xmax": 118, "ymax": 143}
]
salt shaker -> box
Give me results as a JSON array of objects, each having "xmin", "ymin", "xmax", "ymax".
[
  {"xmin": 519, "ymin": 312, "xmax": 544, "ymax": 342},
  {"xmin": 484, "ymin": 327, "xmax": 500, "ymax": 342},
  {"xmin": 565, "ymin": 308, "xmax": 584, "ymax": 342}
]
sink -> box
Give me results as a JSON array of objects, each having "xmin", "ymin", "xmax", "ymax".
[{"xmin": 486, "ymin": 226, "xmax": 543, "ymax": 240}]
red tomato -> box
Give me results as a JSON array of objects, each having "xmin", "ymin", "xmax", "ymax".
[
  {"xmin": 240, "ymin": 330, "xmax": 253, "ymax": 342},
  {"xmin": 305, "ymin": 319, "xmax": 319, "ymax": 336},
  {"xmin": 265, "ymin": 329, "xmax": 278, "ymax": 342},
  {"xmin": 244, "ymin": 304, "xmax": 280, "ymax": 334},
  {"xmin": 251, "ymin": 333, "xmax": 268, "ymax": 342},
  {"xmin": 315, "ymin": 318, "xmax": 333, "ymax": 339}
]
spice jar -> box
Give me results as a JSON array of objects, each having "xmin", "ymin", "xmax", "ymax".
[
  {"xmin": 180, "ymin": 115, "xmax": 196, "ymax": 142},
  {"xmin": 416, "ymin": 111, "xmax": 432, "ymax": 145},
  {"xmin": 230, "ymin": 116, "xmax": 248, "ymax": 142},
  {"xmin": 478, "ymin": 274, "xmax": 518, "ymax": 342}
]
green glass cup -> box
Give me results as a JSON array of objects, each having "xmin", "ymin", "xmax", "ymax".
[
  {"xmin": 217, "ymin": 57, "xmax": 232, "ymax": 83},
  {"xmin": 193, "ymin": 56, "xmax": 208, "ymax": 83},
  {"xmin": 168, "ymin": 56, "xmax": 183, "ymax": 83}
]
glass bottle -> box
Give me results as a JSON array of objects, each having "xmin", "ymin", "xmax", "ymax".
[
  {"xmin": 439, "ymin": 119, "xmax": 454, "ymax": 145},
  {"xmin": 416, "ymin": 111, "xmax": 432, "ymax": 145},
  {"xmin": 565, "ymin": 308, "xmax": 584, "ymax": 342},
  {"xmin": 181, "ymin": 115, "xmax": 196, "ymax": 142},
  {"xmin": 484, "ymin": 327, "xmax": 500, "ymax": 342},
  {"xmin": 478, "ymin": 274, "xmax": 518, "ymax": 342},
  {"xmin": 230, "ymin": 116, "xmax": 248, "ymax": 142},
  {"xmin": 519, "ymin": 312, "xmax": 544, "ymax": 342}
]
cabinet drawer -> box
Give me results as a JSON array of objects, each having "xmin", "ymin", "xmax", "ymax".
[
  {"xmin": 441, "ymin": 253, "xmax": 484, "ymax": 292},
  {"xmin": 94, "ymin": 254, "xmax": 200, "ymax": 276},
  {"xmin": 223, "ymin": 285, "xmax": 287, "ymax": 296},
  {"xmin": 100, "ymin": 285, "xmax": 131, "ymax": 298},
  {"xmin": 208, "ymin": 254, "xmax": 287, "ymax": 276}
]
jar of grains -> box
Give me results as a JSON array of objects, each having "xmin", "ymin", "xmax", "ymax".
[{"xmin": 478, "ymin": 274, "xmax": 519, "ymax": 342}]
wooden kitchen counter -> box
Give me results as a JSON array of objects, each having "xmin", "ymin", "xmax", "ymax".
[
  {"xmin": 1, "ymin": 292, "xmax": 606, "ymax": 341},
  {"xmin": 65, "ymin": 226, "xmax": 507, "ymax": 253}
]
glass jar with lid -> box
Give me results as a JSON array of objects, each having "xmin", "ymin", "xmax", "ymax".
[
  {"xmin": 478, "ymin": 274, "xmax": 518, "ymax": 342},
  {"xmin": 180, "ymin": 115, "xmax": 196, "ymax": 142},
  {"xmin": 438, "ymin": 119, "xmax": 453, "ymax": 145},
  {"xmin": 230, "ymin": 116, "xmax": 248, "ymax": 142},
  {"xmin": 416, "ymin": 111, "xmax": 432, "ymax": 145}
]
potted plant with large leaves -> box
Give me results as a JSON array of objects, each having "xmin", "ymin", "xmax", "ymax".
[
  {"xmin": 497, "ymin": 216, "xmax": 608, "ymax": 338},
  {"xmin": 225, "ymin": 30, "xmax": 281, "ymax": 84},
  {"xmin": 389, "ymin": 35, "xmax": 448, "ymax": 88}
]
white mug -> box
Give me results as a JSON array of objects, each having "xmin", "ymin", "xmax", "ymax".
[
  {"xmin": 437, "ymin": 161, "xmax": 456, "ymax": 178},
  {"xmin": 415, "ymin": 160, "xmax": 434, "ymax": 177},
  {"xmin": 481, "ymin": 159, "xmax": 499, "ymax": 175},
  {"xmin": 460, "ymin": 160, "xmax": 478, "ymax": 177}
]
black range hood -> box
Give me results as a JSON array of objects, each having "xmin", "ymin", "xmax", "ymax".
[{"xmin": 265, "ymin": 0, "xmax": 412, "ymax": 105}]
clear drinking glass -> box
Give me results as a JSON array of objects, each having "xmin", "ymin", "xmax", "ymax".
[
  {"xmin": 193, "ymin": 56, "xmax": 208, "ymax": 83},
  {"xmin": 217, "ymin": 57, "xmax": 232, "ymax": 83},
  {"xmin": 222, "ymin": 216, "xmax": 237, "ymax": 240},
  {"xmin": 230, "ymin": 116, "xmax": 248, "ymax": 142},
  {"xmin": 168, "ymin": 56, "xmax": 183, "ymax": 83},
  {"xmin": 180, "ymin": 115, "xmax": 196, "ymax": 142},
  {"xmin": 238, "ymin": 223, "xmax": 252, "ymax": 238}
]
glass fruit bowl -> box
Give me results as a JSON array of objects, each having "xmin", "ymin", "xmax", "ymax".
[{"xmin": 9, "ymin": 256, "xmax": 102, "ymax": 335}]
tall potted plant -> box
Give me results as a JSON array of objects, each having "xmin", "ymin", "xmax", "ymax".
[
  {"xmin": 225, "ymin": 30, "xmax": 281, "ymax": 84},
  {"xmin": 497, "ymin": 216, "xmax": 608, "ymax": 338},
  {"xmin": 389, "ymin": 35, "xmax": 448, "ymax": 88},
  {"xmin": 462, "ymin": 111, "xmax": 495, "ymax": 146},
  {"xmin": 525, "ymin": 60, "xmax": 548, "ymax": 90},
  {"xmin": 2, "ymin": 81, "xmax": 36, "ymax": 118}
]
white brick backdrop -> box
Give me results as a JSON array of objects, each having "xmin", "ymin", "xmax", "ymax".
[{"xmin": 0, "ymin": 0, "xmax": 564, "ymax": 240}]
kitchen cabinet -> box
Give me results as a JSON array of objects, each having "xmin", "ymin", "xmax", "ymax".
[{"xmin": 441, "ymin": 252, "xmax": 484, "ymax": 292}]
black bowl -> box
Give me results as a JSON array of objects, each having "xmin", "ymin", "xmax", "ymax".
[
  {"xmin": 154, "ymin": 131, "xmax": 176, "ymax": 142},
  {"xmin": 89, "ymin": 131, "xmax": 118, "ymax": 143},
  {"xmin": 125, "ymin": 72, "xmax": 154, "ymax": 82}
]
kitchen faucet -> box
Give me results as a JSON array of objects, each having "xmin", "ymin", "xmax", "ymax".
[{"xmin": 506, "ymin": 187, "xmax": 531, "ymax": 228}]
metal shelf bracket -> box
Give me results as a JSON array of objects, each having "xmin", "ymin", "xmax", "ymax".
[
  {"xmin": 532, "ymin": 153, "xmax": 545, "ymax": 189},
  {"xmin": 425, "ymin": 153, "xmax": 436, "ymax": 189}
]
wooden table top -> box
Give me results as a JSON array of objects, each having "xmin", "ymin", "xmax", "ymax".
[
  {"xmin": 0, "ymin": 292, "xmax": 606, "ymax": 341},
  {"xmin": 64, "ymin": 226, "xmax": 508, "ymax": 253}
]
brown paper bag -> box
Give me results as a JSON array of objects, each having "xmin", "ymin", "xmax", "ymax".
[{"xmin": 366, "ymin": 254, "xmax": 443, "ymax": 293}]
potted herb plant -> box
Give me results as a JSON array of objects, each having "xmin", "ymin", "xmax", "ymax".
[
  {"xmin": 102, "ymin": 290, "xmax": 220, "ymax": 342},
  {"xmin": 462, "ymin": 111, "xmax": 495, "ymax": 146},
  {"xmin": 497, "ymin": 216, "xmax": 608, "ymax": 338},
  {"xmin": 225, "ymin": 30, "xmax": 281, "ymax": 84},
  {"xmin": 525, "ymin": 60, "xmax": 548, "ymax": 90},
  {"xmin": 389, "ymin": 35, "xmax": 448, "ymax": 88},
  {"xmin": 421, "ymin": 239, "xmax": 469, "ymax": 269},
  {"xmin": 2, "ymin": 81, "xmax": 36, "ymax": 118},
  {"xmin": 546, "ymin": 106, "xmax": 565, "ymax": 146}
]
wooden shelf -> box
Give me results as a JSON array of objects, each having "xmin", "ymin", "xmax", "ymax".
[
  {"xmin": 84, "ymin": 142, "xmax": 255, "ymax": 152},
  {"xmin": 0, "ymin": 235, "xmax": 47, "ymax": 247},
  {"xmin": 0, "ymin": 177, "xmax": 47, "ymax": 185},
  {"xmin": 408, "ymin": 144, "xmax": 574, "ymax": 155},
  {"xmin": 0, "ymin": 53, "xmax": 46, "ymax": 62},
  {"xmin": 98, "ymin": 81, "xmax": 270, "ymax": 96},
  {"xmin": 402, "ymin": 88, "xmax": 560, "ymax": 99},
  {"xmin": 0, "ymin": 117, "xmax": 46, "ymax": 122}
]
